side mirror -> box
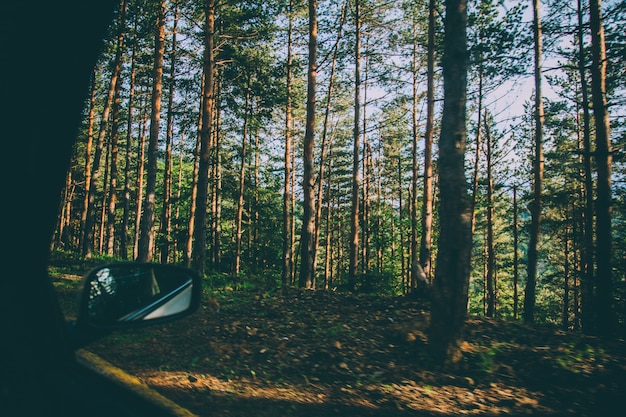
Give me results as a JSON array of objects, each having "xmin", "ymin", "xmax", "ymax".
[{"xmin": 70, "ymin": 262, "xmax": 201, "ymax": 347}]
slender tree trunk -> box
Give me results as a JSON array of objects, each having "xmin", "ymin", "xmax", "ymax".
[
  {"xmin": 106, "ymin": 67, "xmax": 122, "ymax": 257},
  {"xmin": 484, "ymin": 111, "xmax": 495, "ymax": 317},
  {"xmin": 363, "ymin": 140, "xmax": 371, "ymax": 275},
  {"xmin": 192, "ymin": 0, "xmax": 216, "ymax": 275},
  {"xmin": 470, "ymin": 69, "xmax": 483, "ymax": 236},
  {"xmin": 420, "ymin": 0, "xmax": 436, "ymax": 280},
  {"xmin": 362, "ymin": 48, "xmax": 371, "ymax": 276},
  {"xmin": 133, "ymin": 104, "xmax": 148, "ymax": 259},
  {"xmin": 79, "ymin": 68, "xmax": 97, "ymax": 252},
  {"xmin": 121, "ymin": 15, "xmax": 138, "ymax": 260},
  {"xmin": 299, "ymin": 0, "xmax": 317, "ymax": 289},
  {"xmin": 56, "ymin": 169, "xmax": 73, "ymax": 248},
  {"xmin": 98, "ymin": 141, "xmax": 110, "ymax": 254},
  {"xmin": 398, "ymin": 156, "xmax": 407, "ymax": 293},
  {"xmin": 137, "ymin": 0, "xmax": 165, "ymax": 262},
  {"xmin": 283, "ymin": 0, "xmax": 295, "ymax": 289},
  {"xmin": 564, "ymin": 219, "xmax": 571, "ymax": 330},
  {"xmin": 316, "ymin": 0, "xmax": 346, "ymax": 287},
  {"xmin": 159, "ymin": 6, "xmax": 179, "ymax": 264},
  {"xmin": 589, "ymin": 0, "xmax": 614, "ymax": 335},
  {"xmin": 235, "ymin": 85, "xmax": 250, "ymax": 276},
  {"xmin": 212, "ymin": 76, "xmax": 223, "ymax": 270},
  {"xmin": 324, "ymin": 152, "xmax": 334, "ymax": 290},
  {"xmin": 185, "ymin": 91, "xmax": 202, "ymax": 268},
  {"xmin": 513, "ymin": 183, "xmax": 519, "ymax": 320},
  {"xmin": 410, "ymin": 19, "xmax": 420, "ymax": 290},
  {"xmin": 349, "ymin": 0, "xmax": 361, "ymax": 282},
  {"xmin": 524, "ymin": 0, "xmax": 545, "ymax": 324},
  {"xmin": 577, "ymin": 0, "xmax": 595, "ymax": 331},
  {"xmin": 427, "ymin": 0, "xmax": 470, "ymax": 367}
]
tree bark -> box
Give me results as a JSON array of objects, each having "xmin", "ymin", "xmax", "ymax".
[
  {"xmin": 137, "ymin": 0, "xmax": 165, "ymax": 262},
  {"xmin": 316, "ymin": 0, "xmax": 346, "ymax": 288},
  {"xmin": 410, "ymin": 18, "xmax": 420, "ymax": 290},
  {"xmin": 192, "ymin": 0, "xmax": 216, "ymax": 275},
  {"xmin": 576, "ymin": 0, "xmax": 595, "ymax": 331},
  {"xmin": 349, "ymin": 0, "xmax": 361, "ymax": 283},
  {"xmin": 283, "ymin": 0, "xmax": 295, "ymax": 289},
  {"xmin": 299, "ymin": 0, "xmax": 318, "ymax": 289},
  {"xmin": 106, "ymin": 65, "xmax": 122, "ymax": 257},
  {"xmin": 524, "ymin": 0, "xmax": 545, "ymax": 324},
  {"xmin": 184, "ymin": 89, "xmax": 202, "ymax": 268},
  {"xmin": 121, "ymin": 15, "xmax": 138, "ymax": 260},
  {"xmin": 235, "ymin": 85, "xmax": 251, "ymax": 276},
  {"xmin": 513, "ymin": 183, "xmax": 519, "ymax": 320},
  {"xmin": 419, "ymin": 0, "xmax": 437, "ymax": 281},
  {"xmin": 133, "ymin": 103, "xmax": 148, "ymax": 260},
  {"xmin": 79, "ymin": 68, "xmax": 97, "ymax": 253},
  {"xmin": 484, "ymin": 111, "xmax": 495, "ymax": 317},
  {"xmin": 427, "ymin": 0, "xmax": 471, "ymax": 367},
  {"xmin": 159, "ymin": 5, "xmax": 179, "ymax": 264},
  {"xmin": 589, "ymin": 0, "xmax": 614, "ymax": 335}
]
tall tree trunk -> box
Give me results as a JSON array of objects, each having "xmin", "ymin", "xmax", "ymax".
[
  {"xmin": 513, "ymin": 182, "xmax": 519, "ymax": 320},
  {"xmin": 577, "ymin": 0, "xmax": 595, "ymax": 331},
  {"xmin": 299, "ymin": 0, "xmax": 318, "ymax": 289},
  {"xmin": 137, "ymin": 0, "xmax": 165, "ymax": 262},
  {"xmin": 98, "ymin": 140, "xmax": 110, "ymax": 254},
  {"xmin": 159, "ymin": 5, "xmax": 179, "ymax": 264},
  {"xmin": 484, "ymin": 111, "xmax": 495, "ymax": 317},
  {"xmin": 316, "ymin": 0, "xmax": 346, "ymax": 287},
  {"xmin": 427, "ymin": 0, "xmax": 471, "ymax": 367},
  {"xmin": 563, "ymin": 219, "xmax": 571, "ymax": 330},
  {"xmin": 470, "ymin": 69, "xmax": 484, "ymax": 236},
  {"xmin": 362, "ymin": 49, "xmax": 370, "ymax": 276},
  {"xmin": 121, "ymin": 15, "xmax": 138, "ymax": 260},
  {"xmin": 419, "ymin": 0, "xmax": 437, "ymax": 281},
  {"xmin": 106, "ymin": 66, "xmax": 122, "ymax": 257},
  {"xmin": 133, "ymin": 104, "xmax": 148, "ymax": 259},
  {"xmin": 235, "ymin": 85, "xmax": 250, "ymax": 276},
  {"xmin": 524, "ymin": 0, "xmax": 545, "ymax": 324},
  {"xmin": 79, "ymin": 68, "xmax": 97, "ymax": 252},
  {"xmin": 192, "ymin": 0, "xmax": 216, "ymax": 275},
  {"xmin": 324, "ymin": 152, "xmax": 334, "ymax": 290},
  {"xmin": 56, "ymin": 169, "xmax": 73, "ymax": 248},
  {"xmin": 283, "ymin": 0, "xmax": 295, "ymax": 289},
  {"xmin": 185, "ymin": 92, "xmax": 202, "ymax": 268},
  {"xmin": 212, "ymin": 75, "xmax": 223, "ymax": 270},
  {"xmin": 410, "ymin": 17, "xmax": 420, "ymax": 290},
  {"xmin": 398, "ymin": 156, "xmax": 407, "ymax": 292},
  {"xmin": 589, "ymin": 0, "xmax": 614, "ymax": 335},
  {"xmin": 349, "ymin": 0, "xmax": 361, "ymax": 283}
]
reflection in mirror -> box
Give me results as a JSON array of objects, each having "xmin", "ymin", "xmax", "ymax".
[{"xmin": 85, "ymin": 264, "xmax": 195, "ymax": 325}]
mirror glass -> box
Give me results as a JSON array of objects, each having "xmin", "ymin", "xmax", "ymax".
[{"xmin": 84, "ymin": 263, "xmax": 196, "ymax": 326}]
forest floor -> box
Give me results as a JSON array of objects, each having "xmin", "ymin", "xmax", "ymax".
[{"xmin": 52, "ymin": 269, "xmax": 625, "ymax": 417}]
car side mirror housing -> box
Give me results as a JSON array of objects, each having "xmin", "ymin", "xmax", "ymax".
[{"xmin": 70, "ymin": 262, "xmax": 201, "ymax": 347}]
